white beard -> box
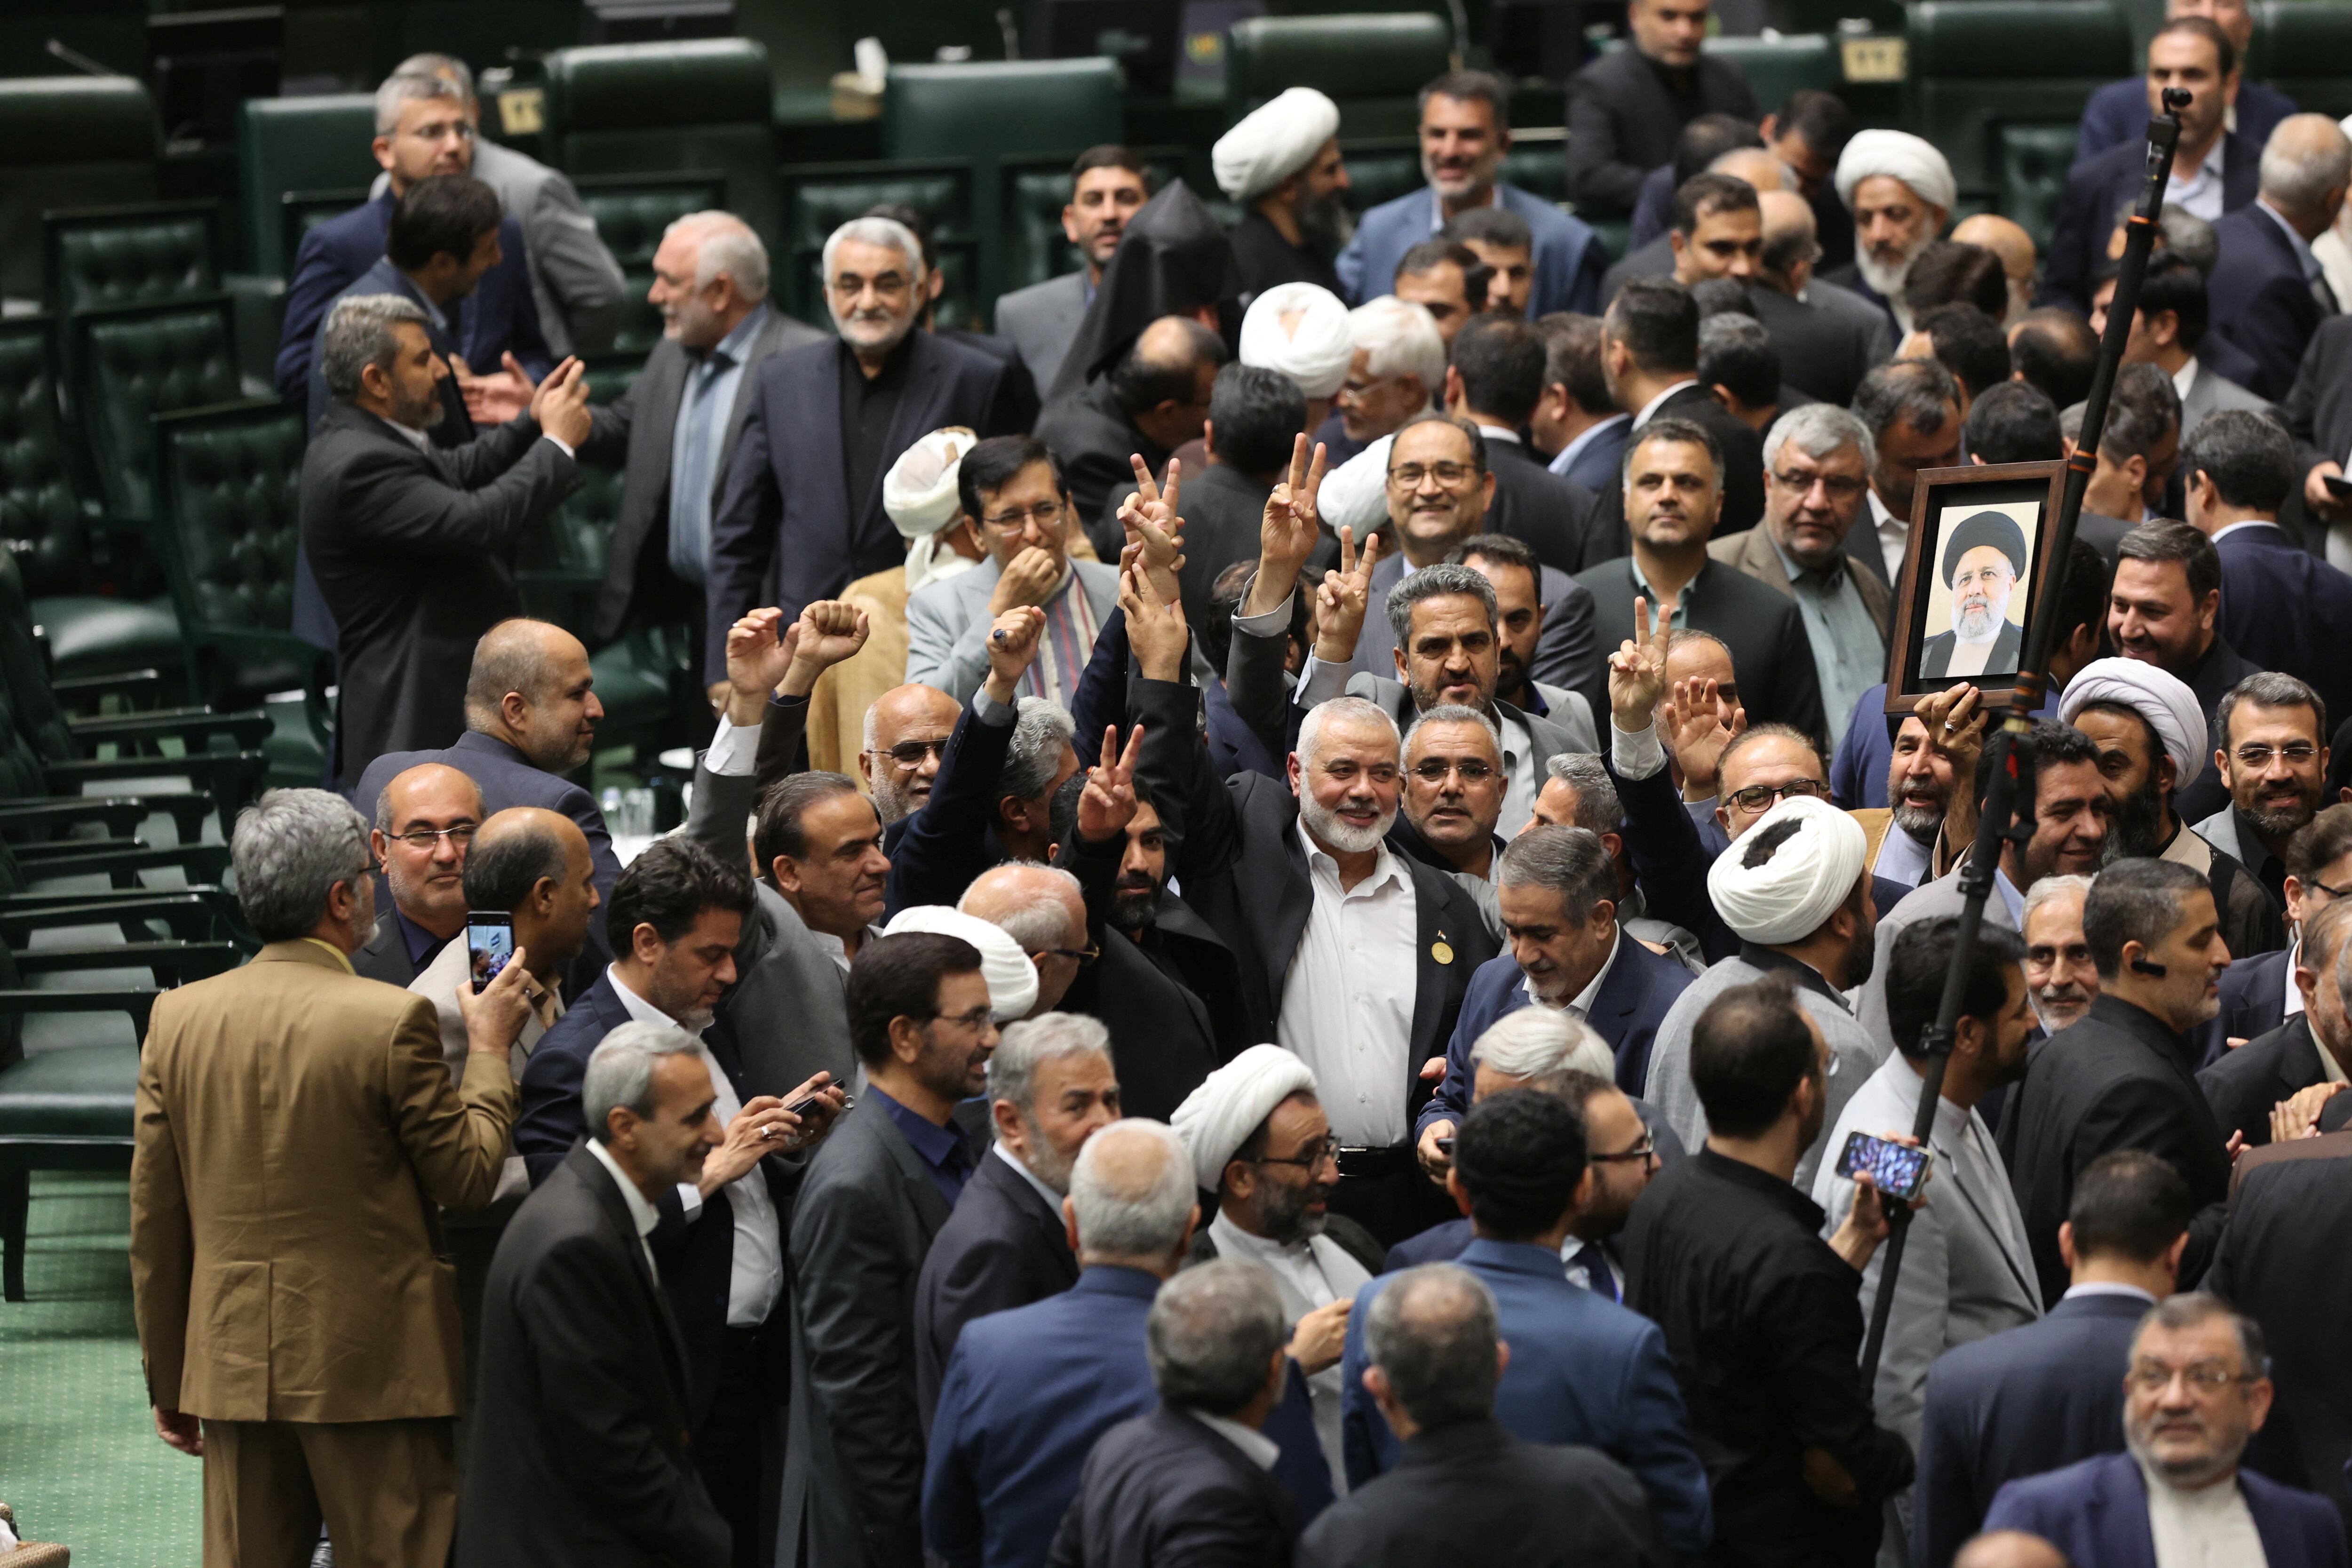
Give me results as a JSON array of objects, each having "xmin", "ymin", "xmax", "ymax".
[
  {"xmin": 1300, "ymin": 795, "xmax": 1397, "ymax": 855},
  {"xmin": 1858, "ymin": 247, "xmax": 1923, "ymax": 334}
]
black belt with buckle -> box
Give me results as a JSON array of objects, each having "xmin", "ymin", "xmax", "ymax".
[{"xmin": 1335, "ymin": 1144, "xmax": 1413, "ymax": 1178}]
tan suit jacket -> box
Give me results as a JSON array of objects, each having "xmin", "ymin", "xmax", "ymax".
[
  {"xmin": 130, "ymin": 939, "xmax": 519, "ymax": 1424},
  {"xmin": 1708, "ymin": 524, "xmax": 1893, "ymax": 636}
]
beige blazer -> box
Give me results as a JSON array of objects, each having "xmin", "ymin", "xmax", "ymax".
[
  {"xmin": 130, "ymin": 939, "xmax": 518, "ymax": 1424},
  {"xmin": 1708, "ymin": 524, "xmax": 1893, "ymax": 636}
]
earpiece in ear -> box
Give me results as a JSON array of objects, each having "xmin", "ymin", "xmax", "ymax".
[{"xmin": 2129, "ymin": 957, "xmax": 2169, "ymax": 978}]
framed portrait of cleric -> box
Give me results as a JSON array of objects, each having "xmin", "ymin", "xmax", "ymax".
[{"xmin": 1883, "ymin": 460, "xmax": 2067, "ymax": 716}]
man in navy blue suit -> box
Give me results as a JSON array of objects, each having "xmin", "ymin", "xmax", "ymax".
[
  {"xmin": 2075, "ymin": 0, "xmax": 2296, "ymax": 167},
  {"xmin": 2208, "ymin": 116, "xmax": 2352, "ymax": 401},
  {"xmin": 1913, "ymin": 1149, "xmax": 2195, "ymax": 1568},
  {"xmin": 514, "ymin": 835, "xmax": 847, "ymax": 1568},
  {"xmin": 1342, "ymin": 1090, "xmax": 1713, "ymax": 1560},
  {"xmin": 1984, "ymin": 1294, "xmax": 2347, "ymax": 1568}
]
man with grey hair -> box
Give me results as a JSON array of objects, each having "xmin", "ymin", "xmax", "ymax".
[
  {"xmin": 1395, "ymin": 704, "xmax": 1510, "ymax": 881},
  {"xmin": 132, "ymin": 789, "xmax": 537, "ymax": 1566},
  {"xmin": 1052, "ymin": 1258, "xmax": 1303, "ymax": 1565},
  {"xmin": 960, "ymin": 861, "xmax": 1092, "ymax": 1018},
  {"xmin": 2022, "ymin": 872, "xmax": 2101, "ymax": 1031},
  {"xmin": 915, "ymin": 1013, "xmax": 1122, "ymax": 1428},
  {"xmin": 1709, "ymin": 403, "xmax": 1891, "ymax": 748},
  {"xmin": 924, "ymin": 1119, "xmax": 1213, "ymax": 1568},
  {"xmin": 1530, "ymin": 750, "xmax": 1707, "ymax": 970},
  {"xmin": 2210, "ymin": 113, "xmax": 2352, "ymax": 400},
  {"xmin": 704, "ymin": 214, "xmax": 1026, "ymax": 681},
  {"xmin": 1300, "ymin": 1263, "xmax": 1663, "ymax": 1568},
  {"xmin": 580, "ymin": 209, "xmax": 825, "ymax": 650},
  {"xmin": 458, "ymin": 1020, "xmax": 733, "ymax": 1567}
]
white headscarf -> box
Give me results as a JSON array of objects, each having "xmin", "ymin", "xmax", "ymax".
[
  {"xmin": 1170, "ymin": 1044, "xmax": 1318, "ymax": 1192},
  {"xmin": 1834, "ymin": 129, "xmax": 1957, "ymax": 216},
  {"xmin": 882, "ymin": 906, "xmax": 1039, "ymax": 1021},
  {"xmin": 1707, "ymin": 795, "xmax": 1869, "ymax": 946},
  {"xmin": 2058, "ymin": 656, "xmax": 2209, "ymax": 792},
  {"xmin": 1240, "ymin": 282, "xmax": 1354, "ymax": 399},
  {"xmin": 882, "ymin": 427, "xmax": 979, "ymax": 597},
  {"xmin": 1213, "ymin": 87, "xmax": 1342, "ymax": 203}
]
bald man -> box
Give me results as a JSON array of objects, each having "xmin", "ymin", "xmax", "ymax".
[
  {"xmin": 360, "ymin": 762, "xmax": 486, "ymax": 985},
  {"xmin": 1034, "ymin": 313, "xmax": 1226, "ymax": 554},
  {"xmin": 961, "ymin": 862, "xmax": 1094, "ymax": 1017},
  {"xmin": 1951, "ymin": 214, "xmax": 2039, "ymax": 325},
  {"xmin": 1751, "ymin": 187, "xmax": 1891, "ymax": 405},
  {"xmin": 860, "ymin": 685, "xmax": 967, "ymax": 825},
  {"xmin": 354, "ymin": 618, "xmax": 623, "ymax": 984}
]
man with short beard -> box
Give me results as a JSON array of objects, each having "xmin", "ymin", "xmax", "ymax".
[
  {"xmin": 2195, "ymin": 672, "xmax": 2333, "ymax": 907},
  {"xmin": 1820, "ymin": 128, "xmax": 1954, "ymax": 335},
  {"xmin": 1395, "ymin": 706, "xmax": 1508, "ymax": 881},
  {"xmin": 860, "ymin": 684, "xmax": 964, "ymax": 826},
  {"xmin": 2022, "ymin": 875, "xmax": 2101, "ymax": 1032},
  {"xmin": 993, "ymin": 147, "xmax": 1148, "ymax": 391},
  {"xmin": 2108, "ymin": 520, "xmax": 2263, "ymax": 826},
  {"xmin": 1214, "ymin": 86, "xmax": 1352, "ymax": 299}
]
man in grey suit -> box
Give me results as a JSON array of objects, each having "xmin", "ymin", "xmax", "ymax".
[
  {"xmin": 580, "ymin": 213, "xmax": 826, "ymax": 653},
  {"xmin": 992, "ymin": 148, "xmax": 1150, "ymax": 393},
  {"xmin": 1814, "ymin": 917, "xmax": 2042, "ymax": 1465},
  {"xmin": 906, "ymin": 435, "xmax": 1120, "ymax": 707},
  {"xmin": 783, "ymin": 930, "xmax": 998, "ymax": 1568}
]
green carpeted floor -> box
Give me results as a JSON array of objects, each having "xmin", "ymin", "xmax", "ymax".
[{"xmin": 0, "ymin": 1172, "xmax": 203, "ymax": 1565}]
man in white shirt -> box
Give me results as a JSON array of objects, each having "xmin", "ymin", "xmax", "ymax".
[{"xmin": 1851, "ymin": 357, "xmax": 1963, "ymax": 590}]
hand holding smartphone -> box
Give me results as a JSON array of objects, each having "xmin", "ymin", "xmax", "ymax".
[
  {"xmin": 467, "ymin": 912, "xmax": 515, "ymax": 994},
  {"xmin": 1835, "ymin": 1130, "xmax": 1933, "ymax": 1204}
]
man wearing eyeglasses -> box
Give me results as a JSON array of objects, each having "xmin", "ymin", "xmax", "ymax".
[
  {"xmin": 1393, "ymin": 707, "xmax": 1510, "ymax": 882},
  {"xmin": 359, "ymin": 763, "xmax": 485, "ymax": 985},
  {"xmin": 2195, "ymin": 673, "xmax": 2335, "ymax": 907},
  {"xmin": 1984, "ymin": 1294, "xmax": 2341, "ymax": 1568},
  {"xmin": 2195, "ymin": 803, "xmax": 2352, "ymax": 1067},
  {"xmin": 905, "ymin": 434, "xmax": 1122, "ymax": 708}
]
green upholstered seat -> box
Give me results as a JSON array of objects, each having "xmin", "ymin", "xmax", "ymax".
[
  {"xmin": 1337, "ymin": 136, "xmax": 1429, "ymax": 216},
  {"xmin": 1906, "ymin": 1, "xmax": 2132, "ymax": 196},
  {"xmin": 0, "ymin": 1044, "xmax": 138, "ymax": 1143},
  {"xmin": 1228, "ymin": 14, "xmax": 1453, "ymax": 139},
  {"xmin": 1691, "ymin": 34, "xmax": 1837, "ymax": 114},
  {"xmin": 541, "ymin": 41, "xmax": 779, "ymax": 253},
  {"xmin": 572, "ymin": 175, "xmax": 725, "ymax": 358},
  {"xmin": 779, "ymin": 159, "xmax": 977, "ymax": 326},
  {"xmin": 2000, "ymin": 124, "xmax": 2082, "ymax": 252},
  {"xmin": 43, "ymin": 202, "xmax": 221, "ymax": 321},
  {"xmin": 72, "ymin": 296, "xmax": 242, "ymax": 525},
  {"xmin": 2248, "ymin": 0, "xmax": 2352, "ymax": 121},
  {"xmin": 0, "ymin": 76, "xmax": 160, "ymax": 303},
  {"xmin": 235, "ymin": 94, "xmax": 377, "ymax": 278}
]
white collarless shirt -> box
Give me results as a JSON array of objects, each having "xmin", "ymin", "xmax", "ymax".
[
  {"xmin": 1277, "ymin": 822, "xmax": 1418, "ymax": 1146},
  {"xmin": 1867, "ymin": 489, "xmax": 1909, "ymax": 585},
  {"xmin": 2140, "ymin": 1460, "xmax": 2269, "ymax": 1568}
]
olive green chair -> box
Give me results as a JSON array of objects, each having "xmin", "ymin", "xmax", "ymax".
[
  {"xmin": 0, "ymin": 76, "xmax": 160, "ymax": 304},
  {"xmin": 571, "ymin": 174, "xmax": 726, "ymax": 359},
  {"xmin": 2248, "ymin": 0, "xmax": 2352, "ymax": 121},
  {"xmin": 540, "ymin": 40, "xmax": 779, "ymax": 251},
  {"xmin": 1906, "ymin": 0, "xmax": 2133, "ymax": 198},
  {"xmin": 234, "ymin": 94, "xmax": 377, "ymax": 278},
  {"xmin": 1227, "ymin": 14, "xmax": 1453, "ymax": 140}
]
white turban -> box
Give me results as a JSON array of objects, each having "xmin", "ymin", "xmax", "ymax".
[
  {"xmin": 1213, "ymin": 87, "xmax": 1341, "ymax": 203},
  {"xmin": 1170, "ymin": 1043, "xmax": 1317, "ymax": 1192},
  {"xmin": 1834, "ymin": 130, "xmax": 1957, "ymax": 217},
  {"xmin": 2058, "ymin": 656, "xmax": 2209, "ymax": 792},
  {"xmin": 882, "ymin": 906, "xmax": 1039, "ymax": 1021},
  {"xmin": 1707, "ymin": 795, "xmax": 1870, "ymax": 946},
  {"xmin": 883, "ymin": 427, "xmax": 975, "ymax": 540},
  {"xmin": 1240, "ymin": 282, "xmax": 1354, "ymax": 399}
]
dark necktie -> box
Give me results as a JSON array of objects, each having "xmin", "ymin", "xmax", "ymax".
[{"xmin": 1574, "ymin": 1242, "xmax": 1618, "ymax": 1303}]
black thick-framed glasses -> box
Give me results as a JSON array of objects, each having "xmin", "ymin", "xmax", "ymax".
[
  {"xmin": 1249, "ymin": 1135, "xmax": 1340, "ymax": 1170},
  {"xmin": 871, "ymin": 738, "xmax": 950, "ymax": 769},
  {"xmin": 1726, "ymin": 778, "xmax": 1830, "ymax": 812},
  {"xmin": 1589, "ymin": 1137, "xmax": 1658, "ymax": 1166}
]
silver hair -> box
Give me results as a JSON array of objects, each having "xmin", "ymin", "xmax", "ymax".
[
  {"xmin": 1349, "ymin": 296, "xmax": 1446, "ymax": 392},
  {"xmin": 1495, "ymin": 824, "xmax": 1620, "ymax": 922},
  {"xmin": 999, "ymin": 698, "xmax": 1078, "ymax": 802},
  {"xmin": 231, "ymin": 788, "xmax": 373, "ymax": 941},
  {"xmin": 1296, "ymin": 696, "xmax": 1401, "ymax": 772},
  {"xmin": 1405, "ymin": 702, "xmax": 1501, "ymax": 755},
  {"xmin": 1071, "ymin": 1119, "xmax": 1195, "ymax": 1259},
  {"xmin": 820, "ymin": 215, "xmax": 926, "ymax": 287},
  {"xmin": 2021, "ymin": 872, "xmax": 2094, "ymax": 931},
  {"xmin": 988, "ymin": 1012, "xmax": 1112, "ymax": 1118},
  {"xmin": 958, "ymin": 859, "xmax": 1085, "ymax": 953},
  {"xmin": 1763, "ymin": 402, "xmax": 1876, "ymax": 476},
  {"xmin": 392, "ymin": 51, "xmax": 475, "ymax": 104},
  {"xmin": 2131, "ymin": 1290, "xmax": 2267, "ymax": 1379},
  {"xmin": 373, "ymin": 68, "xmax": 465, "ymax": 136},
  {"xmin": 666, "ymin": 210, "xmax": 770, "ymax": 302},
  {"xmin": 1366, "ymin": 1264, "xmax": 1501, "ymax": 1430},
  {"xmin": 1149, "ymin": 1259, "xmax": 1289, "ymax": 1415},
  {"xmin": 582, "ymin": 1020, "xmax": 704, "ymax": 1143},
  {"xmin": 2260, "ymin": 114, "xmax": 2352, "ymax": 216},
  {"xmin": 1470, "ymin": 1006, "xmax": 1614, "ymax": 1079},
  {"xmin": 1385, "ymin": 562, "xmax": 1499, "ymax": 652},
  {"xmin": 319, "ymin": 294, "xmax": 429, "ymax": 400},
  {"xmin": 1544, "ymin": 753, "xmax": 1621, "ymax": 832}
]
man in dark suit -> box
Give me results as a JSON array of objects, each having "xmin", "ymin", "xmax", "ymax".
[
  {"xmin": 914, "ymin": 1014, "xmax": 1117, "ymax": 1432},
  {"xmin": 923, "ymin": 1118, "xmax": 1200, "ymax": 1568},
  {"xmin": 357, "ymin": 761, "xmax": 483, "ymax": 985},
  {"xmin": 1848, "ymin": 357, "xmax": 1964, "ymax": 594},
  {"xmin": 1178, "ymin": 365, "xmax": 1302, "ymax": 634},
  {"xmin": 2108, "ymin": 520, "xmax": 2264, "ymax": 826},
  {"xmin": 1585, "ymin": 278, "xmax": 1766, "ymax": 553},
  {"xmin": 1912, "ymin": 1149, "xmax": 2194, "ymax": 1568},
  {"xmin": 705, "ymin": 214, "xmax": 1026, "ymax": 680},
  {"xmin": 298, "ymin": 295, "xmax": 587, "ymax": 790},
  {"xmin": 1036, "ymin": 316, "xmax": 1225, "ymax": 555},
  {"xmin": 354, "ymin": 618, "xmax": 622, "ymax": 979},
  {"xmin": 1532, "ymin": 313, "xmax": 1634, "ymax": 501},
  {"xmin": 1983, "ymin": 1294, "xmax": 2347, "ymax": 1568},
  {"xmin": 2076, "ymin": 0, "xmax": 2295, "ymax": 166},
  {"xmin": 1046, "ymin": 1259, "xmax": 1302, "ymax": 1568},
  {"xmin": 1303, "ymin": 1262, "xmax": 1665, "ymax": 1568},
  {"xmin": 2199, "ymin": 804, "xmax": 2352, "ymax": 1064},
  {"xmin": 2006, "ymin": 858, "xmax": 2238, "ymax": 1305},
  {"xmin": 2045, "ymin": 19, "xmax": 2260, "ymax": 316},
  {"xmin": 1565, "ymin": 0, "xmax": 1759, "ymax": 215},
  {"xmin": 1754, "ymin": 191, "xmax": 1888, "ymax": 408},
  {"xmin": 2208, "ymin": 115, "xmax": 2352, "ymax": 400},
  {"xmin": 2200, "ymin": 899, "xmax": 2352, "ymax": 1146},
  {"xmin": 784, "ymin": 931, "xmax": 999, "ymax": 1568},
  {"xmin": 578, "ymin": 212, "xmax": 824, "ymax": 650},
  {"xmin": 1576, "ymin": 418, "xmax": 1828, "ymax": 741},
  {"xmin": 2282, "ymin": 314, "xmax": 2352, "ymax": 527},
  {"xmin": 1440, "ymin": 314, "xmax": 1603, "ymax": 575},
  {"xmin": 994, "ymin": 149, "xmax": 1150, "ymax": 394},
  {"xmin": 457, "ymin": 1023, "xmax": 734, "ymax": 1568}
]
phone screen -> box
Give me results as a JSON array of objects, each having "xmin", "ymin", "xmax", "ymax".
[
  {"xmin": 467, "ymin": 915, "xmax": 514, "ymax": 994},
  {"xmin": 1836, "ymin": 1130, "xmax": 1931, "ymax": 1202}
]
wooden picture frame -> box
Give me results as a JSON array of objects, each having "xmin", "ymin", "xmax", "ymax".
[{"xmin": 1882, "ymin": 460, "xmax": 2068, "ymax": 717}]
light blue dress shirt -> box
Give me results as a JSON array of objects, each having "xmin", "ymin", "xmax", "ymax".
[
  {"xmin": 1769, "ymin": 535, "xmax": 1885, "ymax": 749},
  {"xmin": 667, "ymin": 302, "xmax": 766, "ymax": 584}
]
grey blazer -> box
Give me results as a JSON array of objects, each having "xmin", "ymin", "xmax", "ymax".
[
  {"xmin": 1344, "ymin": 670, "xmax": 1598, "ymax": 762},
  {"xmin": 904, "ymin": 555, "xmax": 1122, "ymax": 703},
  {"xmin": 2179, "ymin": 358, "xmax": 2275, "ymax": 437},
  {"xmin": 684, "ymin": 759, "xmax": 861, "ymax": 1097},
  {"xmin": 993, "ymin": 270, "xmax": 1089, "ymax": 394}
]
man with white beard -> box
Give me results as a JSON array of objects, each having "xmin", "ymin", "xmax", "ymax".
[
  {"xmin": 1921, "ymin": 510, "xmax": 2027, "ymax": 679},
  {"xmin": 1821, "ymin": 129, "xmax": 1955, "ymax": 336},
  {"xmin": 2021, "ymin": 875, "xmax": 2100, "ymax": 1031}
]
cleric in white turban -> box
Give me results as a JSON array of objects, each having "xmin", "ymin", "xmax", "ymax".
[
  {"xmin": 884, "ymin": 905, "xmax": 1039, "ymax": 1021},
  {"xmin": 1240, "ymin": 281, "xmax": 1354, "ymax": 406},
  {"xmin": 2059, "ymin": 656, "xmax": 2209, "ymax": 795},
  {"xmin": 883, "ymin": 426, "xmax": 984, "ymax": 596},
  {"xmin": 1833, "ymin": 129, "xmax": 1955, "ymax": 326},
  {"xmin": 1216, "ymin": 87, "xmax": 1352, "ymax": 300}
]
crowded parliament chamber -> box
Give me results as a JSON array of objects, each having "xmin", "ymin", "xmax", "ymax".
[{"xmin": 20, "ymin": 0, "xmax": 2352, "ymax": 1564}]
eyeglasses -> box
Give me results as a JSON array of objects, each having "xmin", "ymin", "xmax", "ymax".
[
  {"xmin": 981, "ymin": 500, "xmax": 1065, "ymax": 531},
  {"xmin": 1410, "ymin": 759, "xmax": 1496, "ymax": 783},
  {"xmin": 1590, "ymin": 1137, "xmax": 1659, "ymax": 1165},
  {"xmin": 2309, "ymin": 879, "xmax": 2352, "ymax": 901},
  {"xmin": 2127, "ymin": 1360, "xmax": 2257, "ymax": 1396},
  {"xmin": 1770, "ymin": 470, "xmax": 1866, "ymax": 500},
  {"xmin": 870, "ymin": 738, "xmax": 950, "ymax": 769},
  {"xmin": 1386, "ymin": 462, "xmax": 1480, "ymax": 489},
  {"xmin": 2232, "ymin": 742, "xmax": 2319, "ymax": 768},
  {"xmin": 386, "ymin": 825, "xmax": 478, "ymax": 850},
  {"xmin": 925, "ymin": 1005, "xmax": 997, "ymax": 1033},
  {"xmin": 1042, "ymin": 944, "xmax": 1102, "ymax": 966},
  {"xmin": 1249, "ymin": 1135, "xmax": 1341, "ymax": 1170},
  {"xmin": 397, "ymin": 118, "xmax": 475, "ymax": 144},
  {"xmin": 1725, "ymin": 778, "xmax": 1831, "ymax": 812}
]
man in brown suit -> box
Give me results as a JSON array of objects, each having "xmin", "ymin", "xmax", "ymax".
[{"xmin": 130, "ymin": 788, "xmax": 537, "ymax": 1568}]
